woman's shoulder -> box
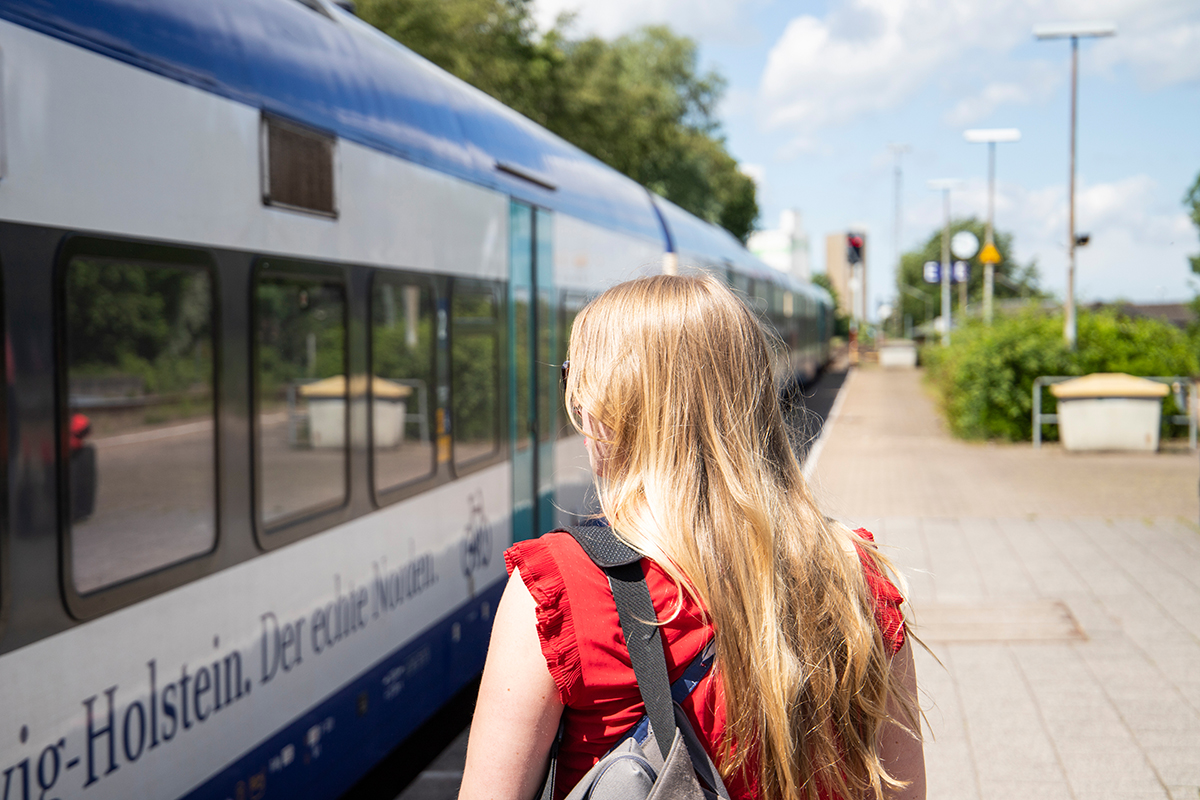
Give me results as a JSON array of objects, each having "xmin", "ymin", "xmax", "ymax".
[
  {"xmin": 848, "ymin": 527, "xmax": 907, "ymax": 654},
  {"xmin": 504, "ymin": 529, "xmax": 711, "ymax": 695},
  {"xmin": 505, "ymin": 529, "xmax": 599, "ymax": 586},
  {"xmin": 503, "ymin": 530, "xmax": 607, "ymax": 702}
]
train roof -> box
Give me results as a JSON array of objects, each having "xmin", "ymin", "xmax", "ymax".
[
  {"xmin": 651, "ymin": 194, "xmax": 754, "ymax": 272},
  {"xmin": 0, "ymin": 0, "xmax": 667, "ymax": 241},
  {"xmin": 652, "ymin": 195, "xmax": 829, "ymax": 299},
  {"xmin": 0, "ymin": 0, "xmax": 831, "ymax": 301}
]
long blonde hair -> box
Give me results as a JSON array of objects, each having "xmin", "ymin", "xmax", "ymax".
[{"xmin": 564, "ymin": 274, "xmax": 917, "ymax": 800}]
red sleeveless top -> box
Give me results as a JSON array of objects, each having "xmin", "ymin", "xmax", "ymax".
[{"xmin": 504, "ymin": 528, "xmax": 906, "ymax": 800}]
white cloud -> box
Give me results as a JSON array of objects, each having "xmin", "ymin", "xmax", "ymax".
[
  {"xmin": 718, "ymin": 86, "xmax": 755, "ymax": 121},
  {"xmin": 532, "ymin": 0, "xmax": 759, "ymax": 42},
  {"xmin": 758, "ymin": 0, "xmax": 1200, "ymax": 134},
  {"xmin": 739, "ymin": 162, "xmax": 766, "ymax": 189},
  {"xmin": 776, "ymin": 136, "xmax": 823, "ymax": 161},
  {"xmin": 1088, "ymin": 1, "xmax": 1200, "ymax": 88},
  {"xmin": 905, "ymin": 174, "xmax": 1198, "ymax": 302},
  {"xmin": 759, "ymin": 0, "xmax": 1023, "ymax": 132},
  {"xmin": 943, "ymin": 61, "xmax": 1060, "ymax": 126},
  {"xmin": 944, "ymin": 83, "xmax": 1032, "ymax": 127}
]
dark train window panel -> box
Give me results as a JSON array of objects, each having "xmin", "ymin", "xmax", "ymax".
[
  {"xmin": 262, "ymin": 115, "xmax": 337, "ymax": 217},
  {"xmin": 370, "ymin": 273, "xmax": 437, "ymax": 496},
  {"xmin": 450, "ymin": 284, "xmax": 502, "ymax": 469},
  {"xmin": 64, "ymin": 257, "xmax": 216, "ymax": 594},
  {"xmin": 255, "ymin": 268, "xmax": 348, "ymax": 527}
]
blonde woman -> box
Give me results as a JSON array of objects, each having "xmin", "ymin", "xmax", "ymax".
[{"xmin": 460, "ymin": 275, "xmax": 925, "ymax": 800}]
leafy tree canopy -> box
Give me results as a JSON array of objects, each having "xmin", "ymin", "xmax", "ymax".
[
  {"xmin": 356, "ymin": 0, "xmax": 758, "ymax": 241},
  {"xmin": 1185, "ymin": 170, "xmax": 1200, "ymax": 275},
  {"xmin": 1184, "ymin": 170, "xmax": 1200, "ymax": 353},
  {"xmin": 895, "ymin": 218, "xmax": 1042, "ymax": 326},
  {"xmin": 810, "ymin": 273, "xmax": 850, "ymax": 337}
]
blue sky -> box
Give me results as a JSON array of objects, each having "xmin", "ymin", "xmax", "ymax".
[{"xmin": 534, "ymin": 0, "xmax": 1200, "ymax": 318}]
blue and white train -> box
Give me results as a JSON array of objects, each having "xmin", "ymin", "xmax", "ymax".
[{"xmin": 0, "ymin": 1, "xmax": 832, "ymax": 798}]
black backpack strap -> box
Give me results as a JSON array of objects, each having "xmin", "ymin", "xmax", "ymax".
[
  {"xmin": 566, "ymin": 523, "xmax": 641, "ymax": 567},
  {"xmin": 563, "ymin": 526, "xmax": 676, "ymax": 763}
]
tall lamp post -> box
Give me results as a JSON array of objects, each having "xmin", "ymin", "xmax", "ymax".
[
  {"xmin": 964, "ymin": 128, "xmax": 1020, "ymax": 325},
  {"xmin": 889, "ymin": 143, "xmax": 911, "ymax": 336},
  {"xmin": 1034, "ymin": 21, "xmax": 1116, "ymax": 347},
  {"xmin": 927, "ymin": 179, "xmax": 964, "ymax": 346}
]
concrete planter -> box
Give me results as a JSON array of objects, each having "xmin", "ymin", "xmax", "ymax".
[
  {"xmin": 1051, "ymin": 373, "xmax": 1168, "ymax": 452},
  {"xmin": 879, "ymin": 340, "xmax": 918, "ymax": 368},
  {"xmin": 299, "ymin": 376, "xmax": 412, "ymax": 448}
]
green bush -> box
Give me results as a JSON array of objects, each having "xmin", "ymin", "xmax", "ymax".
[{"xmin": 923, "ymin": 306, "xmax": 1199, "ymax": 442}]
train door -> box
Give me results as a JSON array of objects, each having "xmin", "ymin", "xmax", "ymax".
[{"xmin": 509, "ymin": 202, "xmax": 557, "ymax": 542}]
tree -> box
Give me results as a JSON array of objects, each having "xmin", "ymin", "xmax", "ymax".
[
  {"xmin": 1184, "ymin": 170, "xmax": 1200, "ymax": 354},
  {"xmin": 811, "ymin": 273, "xmax": 850, "ymax": 337},
  {"xmin": 355, "ymin": 0, "xmax": 561, "ymax": 121},
  {"xmin": 1186, "ymin": 170, "xmax": 1200, "ymax": 275},
  {"xmin": 895, "ymin": 218, "xmax": 1041, "ymax": 327},
  {"xmin": 355, "ymin": 1, "xmax": 758, "ymax": 241}
]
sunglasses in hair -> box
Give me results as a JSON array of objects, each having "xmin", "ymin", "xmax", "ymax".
[{"xmin": 561, "ymin": 360, "xmax": 570, "ymax": 388}]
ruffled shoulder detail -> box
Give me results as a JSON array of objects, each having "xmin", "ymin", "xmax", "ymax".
[
  {"xmin": 853, "ymin": 529, "xmax": 907, "ymax": 655},
  {"xmin": 505, "ymin": 535, "xmax": 583, "ymax": 704}
]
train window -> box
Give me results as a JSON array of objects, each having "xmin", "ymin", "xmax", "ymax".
[
  {"xmin": 729, "ymin": 271, "xmax": 751, "ymax": 300},
  {"xmin": 261, "ymin": 114, "xmax": 337, "ymax": 217},
  {"xmin": 371, "ymin": 272, "xmax": 436, "ymax": 495},
  {"xmin": 255, "ymin": 264, "xmax": 347, "ymax": 527},
  {"xmin": 64, "ymin": 256, "xmax": 216, "ymax": 594},
  {"xmin": 451, "ymin": 282, "xmax": 502, "ymax": 468},
  {"xmin": 752, "ymin": 280, "xmax": 771, "ymax": 316}
]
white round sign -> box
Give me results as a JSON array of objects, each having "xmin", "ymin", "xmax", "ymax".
[{"xmin": 951, "ymin": 230, "xmax": 980, "ymax": 259}]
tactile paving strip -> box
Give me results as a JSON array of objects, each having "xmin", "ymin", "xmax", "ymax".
[{"xmin": 909, "ymin": 599, "xmax": 1086, "ymax": 643}]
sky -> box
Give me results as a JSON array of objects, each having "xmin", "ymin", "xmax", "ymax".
[{"xmin": 532, "ymin": 0, "xmax": 1200, "ymax": 319}]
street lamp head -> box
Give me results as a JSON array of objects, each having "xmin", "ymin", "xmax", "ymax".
[
  {"xmin": 1033, "ymin": 21, "xmax": 1116, "ymax": 39},
  {"xmin": 964, "ymin": 128, "xmax": 1021, "ymax": 143},
  {"xmin": 927, "ymin": 178, "xmax": 964, "ymax": 191}
]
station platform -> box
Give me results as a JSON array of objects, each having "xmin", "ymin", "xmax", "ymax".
[
  {"xmin": 812, "ymin": 365, "xmax": 1200, "ymax": 800},
  {"xmin": 395, "ymin": 364, "xmax": 1200, "ymax": 800}
]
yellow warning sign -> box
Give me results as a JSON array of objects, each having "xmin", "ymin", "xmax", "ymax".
[{"xmin": 979, "ymin": 242, "xmax": 1001, "ymax": 264}]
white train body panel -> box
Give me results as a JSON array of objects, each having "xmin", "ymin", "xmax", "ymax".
[
  {"xmin": 0, "ymin": 2, "xmax": 831, "ymax": 798},
  {"xmin": 0, "ymin": 18, "xmax": 509, "ymax": 280},
  {"xmin": 552, "ymin": 213, "xmax": 666, "ymax": 291},
  {"xmin": 1, "ymin": 465, "xmax": 509, "ymax": 800}
]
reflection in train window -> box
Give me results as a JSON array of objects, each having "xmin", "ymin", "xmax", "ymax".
[
  {"xmin": 64, "ymin": 257, "xmax": 215, "ymax": 594},
  {"xmin": 255, "ymin": 271, "xmax": 347, "ymax": 527},
  {"xmin": 451, "ymin": 284, "xmax": 502, "ymax": 468},
  {"xmin": 371, "ymin": 273, "xmax": 435, "ymax": 494},
  {"xmin": 751, "ymin": 280, "xmax": 771, "ymax": 317}
]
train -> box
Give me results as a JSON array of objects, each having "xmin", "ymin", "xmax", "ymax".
[{"xmin": 0, "ymin": 1, "xmax": 833, "ymax": 798}]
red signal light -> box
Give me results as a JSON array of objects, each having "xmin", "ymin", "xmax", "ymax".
[{"xmin": 846, "ymin": 232, "xmax": 865, "ymax": 264}]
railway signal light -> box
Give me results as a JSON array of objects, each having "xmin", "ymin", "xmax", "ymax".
[{"xmin": 846, "ymin": 233, "xmax": 865, "ymax": 264}]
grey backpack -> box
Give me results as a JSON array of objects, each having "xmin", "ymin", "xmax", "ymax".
[{"xmin": 538, "ymin": 526, "xmax": 732, "ymax": 800}]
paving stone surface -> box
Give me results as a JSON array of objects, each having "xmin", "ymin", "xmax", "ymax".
[
  {"xmin": 396, "ymin": 364, "xmax": 1200, "ymax": 800},
  {"xmin": 815, "ymin": 365, "xmax": 1200, "ymax": 800}
]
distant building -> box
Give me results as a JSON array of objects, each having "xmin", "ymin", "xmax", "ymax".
[
  {"xmin": 748, "ymin": 210, "xmax": 810, "ymax": 281},
  {"xmin": 824, "ymin": 231, "xmax": 867, "ymax": 322}
]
